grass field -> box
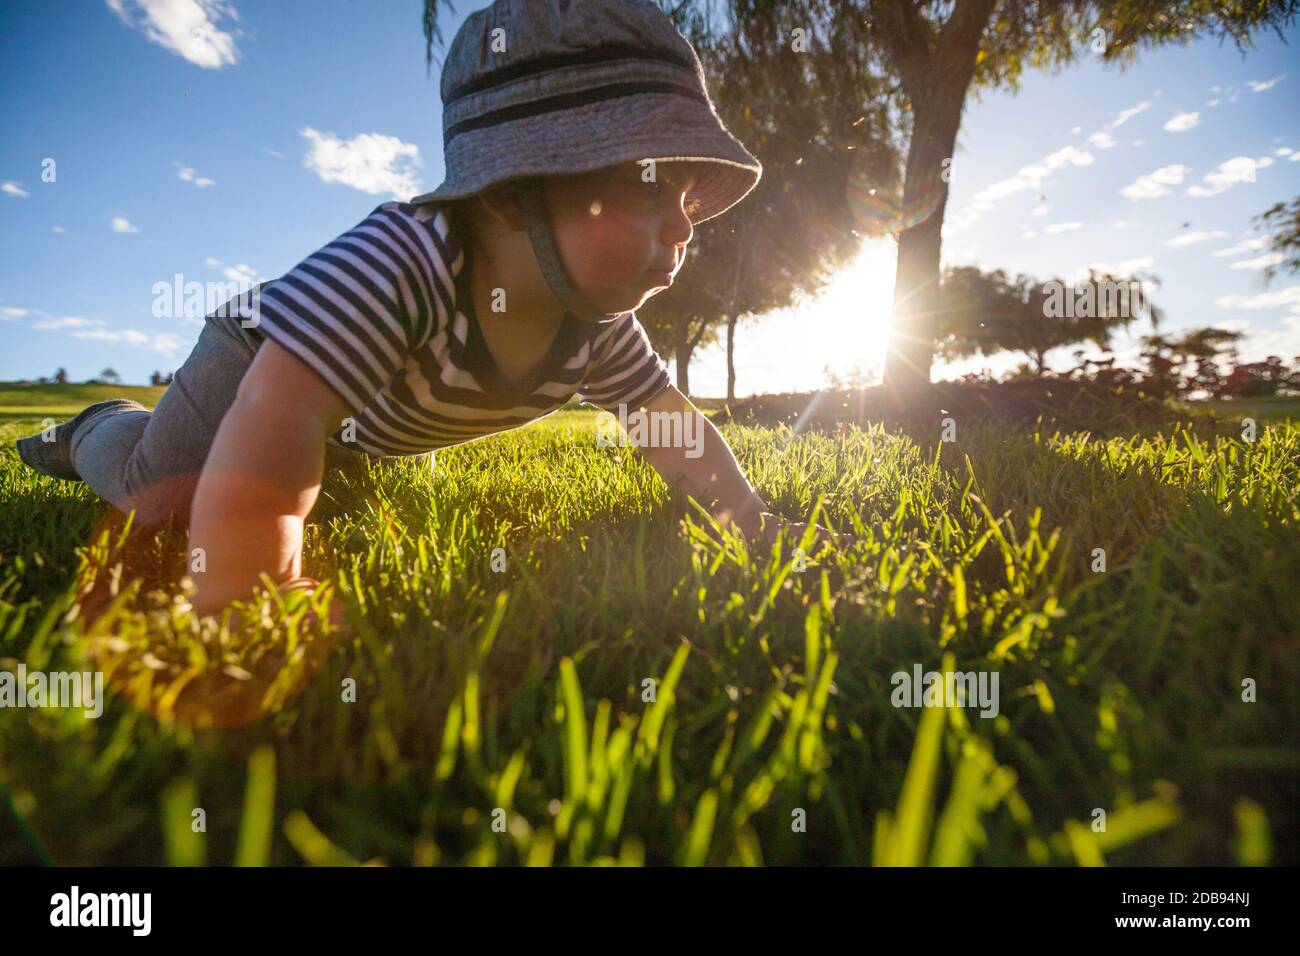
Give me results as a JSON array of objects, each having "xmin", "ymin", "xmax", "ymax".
[
  {"xmin": 0, "ymin": 384, "xmax": 1296, "ymax": 866},
  {"xmin": 1183, "ymin": 395, "xmax": 1300, "ymax": 424},
  {"xmin": 0, "ymin": 383, "xmax": 167, "ymax": 422}
]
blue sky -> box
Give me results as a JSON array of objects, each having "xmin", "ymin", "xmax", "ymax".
[{"xmin": 1, "ymin": 0, "xmax": 1298, "ymax": 396}]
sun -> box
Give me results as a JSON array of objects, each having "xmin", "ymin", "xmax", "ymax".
[{"xmin": 821, "ymin": 238, "xmax": 897, "ymax": 381}]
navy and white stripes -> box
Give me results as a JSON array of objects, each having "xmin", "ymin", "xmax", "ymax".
[{"xmin": 246, "ymin": 201, "xmax": 671, "ymax": 458}]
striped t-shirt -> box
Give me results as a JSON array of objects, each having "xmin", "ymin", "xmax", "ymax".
[{"xmin": 240, "ymin": 201, "xmax": 673, "ymax": 457}]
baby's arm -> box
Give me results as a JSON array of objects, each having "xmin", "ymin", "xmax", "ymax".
[
  {"xmin": 629, "ymin": 384, "xmax": 769, "ymax": 535},
  {"xmin": 187, "ymin": 338, "xmax": 352, "ymax": 618},
  {"xmin": 630, "ymin": 385, "xmax": 846, "ymax": 549}
]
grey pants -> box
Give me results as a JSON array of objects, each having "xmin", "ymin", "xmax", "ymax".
[{"xmin": 57, "ymin": 307, "xmax": 430, "ymax": 532}]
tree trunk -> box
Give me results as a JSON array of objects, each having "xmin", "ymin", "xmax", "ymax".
[
  {"xmin": 884, "ymin": 160, "xmax": 946, "ymax": 395},
  {"xmin": 883, "ymin": 0, "xmax": 999, "ymax": 398},
  {"xmin": 726, "ymin": 315, "xmax": 737, "ymax": 402},
  {"xmin": 674, "ymin": 316, "xmax": 693, "ymax": 396}
]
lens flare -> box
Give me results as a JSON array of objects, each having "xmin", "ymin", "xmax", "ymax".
[{"xmin": 846, "ymin": 172, "xmax": 943, "ymax": 236}]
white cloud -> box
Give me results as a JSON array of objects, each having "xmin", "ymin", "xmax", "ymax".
[
  {"xmin": 1087, "ymin": 131, "xmax": 1117, "ymax": 149},
  {"xmin": 1163, "ymin": 111, "xmax": 1200, "ymax": 132},
  {"xmin": 1066, "ymin": 256, "xmax": 1156, "ymax": 284},
  {"xmin": 2, "ymin": 181, "xmax": 29, "ymax": 198},
  {"xmin": 112, "ymin": 216, "xmax": 140, "ymax": 233},
  {"xmin": 1235, "ymin": 315, "xmax": 1300, "ymax": 363},
  {"xmin": 1, "ymin": 307, "xmax": 29, "ymax": 319},
  {"xmin": 1111, "ymin": 220, "xmax": 1141, "ymax": 230},
  {"xmin": 1112, "ymin": 101, "xmax": 1151, "ymax": 127},
  {"xmin": 73, "ymin": 328, "xmax": 151, "ymax": 345},
  {"xmin": 51, "ymin": 225, "xmax": 65, "ymax": 234},
  {"xmin": 223, "ymin": 263, "xmax": 262, "ymax": 285},
  {"xmin": 1215, "ymin": 285, "xmax": 1300, "ymax": 315},
  {"xmin": 1229, "ymin": 251, "xmax": 1286, "ymax": 271},
  {"xmin": 1121, "ymin": 164, "xmax": 1189, "ymax": 201},
  {"xmin": 1205, "ymin": 99, "xmax": 1220, "ymax": 108},
  {"xmin": 106, "ymin": 0, "xmax": 240, "ymax": 70},
  {"xmin": 70, "ymin": 327, "xmax": 190, "ymax": 356},
  {"xmin": 1165, "ymin": 229, "xmax": 1228, "ymax": 247},
  {"xmin": 34, "ymin": 316, "xmax": 107, "ymax": 331},
  {"xmin": 261, "ymin": 147, "xmax": 286, "ymax": 160},
  {"xmin": 204, "ymin": 256, "xmax": 223, "ymax": 267},
  {"xmin": 176, "ymin": 164, "xmax": 216, "ymax": 187},
  {"xmin": 1044, "ymin": 221, "xmax": 1082, "ymax": 235},
  {"xmin": 300, "ymin": 127, "xmax": 423, "ymax": 199},
  {"xmin": 1032, "ymin": 202, "xmax": 1049, "ymax": 216},
  {"xmin": 947, "ymin": 144, "xmax": 1093, "ymax": 233},
  {"xmin": 1213, "ymin": 236, "xmax": 1270, "ymax": 258},
  {"xmin": 1247, "ymin": 75, "xmax": 1285, "ymax": 92},
  {"xmin": 1187, "ymin": 156, "xmax": 1273, "ymax": 198},
  {"xmin": 1274, "ymin": 147, "xmax": 1292, "ymax": 157}
]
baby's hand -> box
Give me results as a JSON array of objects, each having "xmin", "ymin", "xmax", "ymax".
[{"xmin": 218, "ymin": 576, "xmax": 346, "ymax": 633}]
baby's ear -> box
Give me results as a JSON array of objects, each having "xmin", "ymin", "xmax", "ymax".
[{"xmin": 477, "ymin": 181, "xmax": 532, "ymax": 231}]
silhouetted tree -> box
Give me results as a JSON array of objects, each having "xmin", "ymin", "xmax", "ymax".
[
  {"xmin": 1253, "ymin": 194, "xmax": 1300, "ymax": 287},
  {"xmin": 934, "ymin": 266, "xmax": 1156, "ymax": 376}
]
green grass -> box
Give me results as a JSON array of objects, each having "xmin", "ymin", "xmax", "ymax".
[
  {"xmin": 1186, "ymin": 395, "xmax": 1300, "ymax": 424},
  {"xmin": 0, "ymin": 382, "xmax": 166, "ymax": 422},
  {"xmin": 0, "ymin": 391, "xmax": 1296, "ymax": 866}
]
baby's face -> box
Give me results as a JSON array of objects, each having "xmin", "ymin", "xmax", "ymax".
[{"xmin": 544, "ymin": 160, "xmax": 705, "ymax": 314}]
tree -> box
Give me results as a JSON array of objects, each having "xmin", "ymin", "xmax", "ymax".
[
  {"xmin": 1172, "ymin": 326, "xmax": 1244, "ymax": 398},
  {"xmin": 1136, "ymin": 326, "xmax": 1244, "ymax": 398},
  {"xmin": 54, "ymin": 367, "xmax": 67, "ymax": 384},
  {"xmin": 860, "ymin": 0, "xmax": 1299, "ymax": 395},
  {"xmin": 99, "ymin": 367, "xmax": 121, "ymax": 385},
  {"xmin": 1253, "ymin": 194, "xmax": 1300, "ymax": 287},
  {"xmin": 934, "ymin": 266, "xmax": 1157, "ymax": 376}
]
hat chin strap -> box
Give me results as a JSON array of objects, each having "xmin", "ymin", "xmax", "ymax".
[{"xmin": 516, "ymin": 190, "xmax": 624, "ymax": 326}]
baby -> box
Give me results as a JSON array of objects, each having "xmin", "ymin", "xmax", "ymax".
[{"xmin": 15, "ymin": 0, "xmax": 836, "ymax": 619}]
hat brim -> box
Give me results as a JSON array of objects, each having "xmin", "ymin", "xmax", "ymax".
[{"xmin": 409, "ymin": 91, "xmax": 761, "ymax": 225}]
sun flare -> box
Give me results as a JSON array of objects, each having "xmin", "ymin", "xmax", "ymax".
[{"xmin": 821, "ymin": 238, "xmax": 897, "ymax": 383}]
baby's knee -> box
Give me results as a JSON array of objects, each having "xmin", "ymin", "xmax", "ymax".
[{"xmin": 120, "ymin": 470, "xmax": 200, "ymax": 532}]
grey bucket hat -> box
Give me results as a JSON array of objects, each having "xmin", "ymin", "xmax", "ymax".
[{"xmin": 409, "ymin": 0, "xmax": 762, "ymax": 324}]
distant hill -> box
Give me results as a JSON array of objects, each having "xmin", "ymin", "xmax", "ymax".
[{"xmin": 0, "ymin": 381, "xmax": 167, "ymax": 419}]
